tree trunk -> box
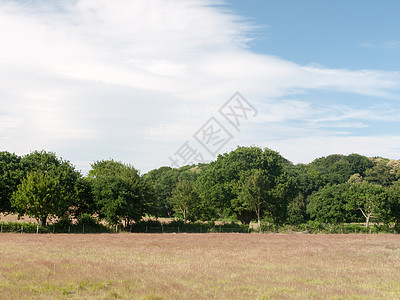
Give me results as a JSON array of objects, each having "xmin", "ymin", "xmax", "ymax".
[
  {"xmin": 237, "ymin": 211, "xmax": 255, "ymax": 225},
  {"xmin": 359, "ymin": 208, "xmax": 371, "ymax": 228},
  {"xmin": 366, "ymin": 214, "xmax": 370, "ymax": 228}
]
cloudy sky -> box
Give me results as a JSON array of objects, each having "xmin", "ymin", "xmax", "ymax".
[{"xmin": 1, "ymin": 0, "xmax": 400, "ymax": 174}]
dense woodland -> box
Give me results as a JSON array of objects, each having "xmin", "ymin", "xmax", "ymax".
[{"xmin": 1, "ymin": 147, "xmax": 400, "ymax": 231}]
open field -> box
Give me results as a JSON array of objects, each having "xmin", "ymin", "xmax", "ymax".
[{"xmin": 1, "ymin": 234, "xmax": 400, "ymax": 299}]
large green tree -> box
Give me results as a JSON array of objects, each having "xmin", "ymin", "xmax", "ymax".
[
  {"xmin": 11, "ymin": 171, "xmax": 64, "ymax": 226},
  {"xmin": 197, "ymin": 146, "xmax": 293, "ymax": 224},
  {"xmin": 21, "ymin": 150, "xmax": 81, "ymax": 209},
  {"xmin": 10, "ymin": 151, "xmax": 81, "ymax": 223},
  {"xmin": 89, "ymin": 160, "xmax": 154, "ymax": 226},
  {"xmin": 307, "ymin": 183, "xmax": 360, "ymax": 224}
]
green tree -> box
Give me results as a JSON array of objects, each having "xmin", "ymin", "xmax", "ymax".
[
  {"xmin": 307, "ymin": 183, "xmax": 359, "ymax": 224},
  {"xmin": 143, "ymin": 166, "xmax": 177, "ymax": 218},
  {"xmin": 286, "ymin": 164, "xmax": 326, "ymax": 222},
  {"xmin": 234, "ymin": 169, "xmax": 294, "ymax": 227},
  {"xmin": 197, "ymin": 146, "xmax": 291, "ymax": 224},
  {"xmin": 235, "ymin": 169, "xmax": 266, "ymax": 228},
  {"xmin": 21, "ymin": 150, "xmax": 81, "ymax": 212},
  {"xmin": 348, "ymin": 182, "xmax": 387, "ymax": 228},
  {"xmin": 364, "ymin": 163, "xmax": 396, "ymax": 186},
  {"xmin": 70, "ymin": 176, "xmax": 97, "ymax": 218},
  {"xmin": 89, "ymin": 160, "xmax": 153, "ymax": 226},
  {"xmin": 267, "ymin": 173, "xmax": 296, "ymax": 225},
  {"xmin": 170, "ymin": 180, "xmax": 200, "ymax": 223},
  {"xmin": 0, "ymin": 151, "xmax": 23, "ymax": 214},
  {"xmin": 143, "ymin": 165, "xmax": 201, "ymax": 218},
  {"xmin": 380, "ymin": 181, "xmax": 400, "ymax": 230},
  {"xmin": 310, "ymin": 154, "xmax": 373, "ymax": 185},
  {"xmin": 11, "ymin": 171, "xmax": 64, "ymax": 226}
]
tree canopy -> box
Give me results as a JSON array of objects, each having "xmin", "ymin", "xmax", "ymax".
[{"xmin": 1, "ymin": 148, "xmax": 400, "ymax": 229}]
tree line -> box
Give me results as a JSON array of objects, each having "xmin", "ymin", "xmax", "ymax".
[{"xmin": 1, "ymin": 147, "xmax": 400, "ymax": 230}]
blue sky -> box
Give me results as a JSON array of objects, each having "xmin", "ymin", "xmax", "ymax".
[
  {"xmin": 229, "ymin": 0, "xmax": 400, "ymax": 70},
  {"xmin": 1, "ymin": 0, "xmax": 400, "ymax": 174}
]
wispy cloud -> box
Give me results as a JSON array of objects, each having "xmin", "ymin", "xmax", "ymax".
[
  {"xmin": 360, "ymin": 42, "xmax": 376, "ymax": 48},
  {"xmin": 384, "ymin": 40, "xmax": 400, "ymax": 49},
  {"xmin": 361, "ymin": 40, "xmax": 400, "ymax": 49},
  {"xmin": 1, "ymin": 0, "xmax": 400, "ymax": 172}
]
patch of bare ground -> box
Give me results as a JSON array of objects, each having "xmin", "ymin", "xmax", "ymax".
[
  {"xmin": 0, "ymin": 213, "xmax": 37, "ymax": 223},
  {"xmin": 0, "ymin": 233, "xmax": 400, "ymax": 299}
]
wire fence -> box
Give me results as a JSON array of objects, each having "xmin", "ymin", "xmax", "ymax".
[
  {"xmin": 1, "ymin": 222, "xmax": 396, "ymax": 234},
  {"xmin": 0, "ymin": 222, "xmax": 251, "ymax": 234}
]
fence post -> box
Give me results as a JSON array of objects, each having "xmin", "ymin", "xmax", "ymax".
[
  {"xmin": 178, "ymin": 226, "xmax": 180, "ymax": 233},
  {"xmin": 146, "ymin": 226, "xmax": 148, "ymax": 233},
  {"xmin": 200, "ymin": 227, "xmax": 202, "ymax": 233},
  {"xmin": 162, "ymin": 225, "xmax": 164, "ymax": 233},
  {"xmin": 21, "ymin": 225, "xmax": 23, "ymax": 233},
  {"xmin": 219, "ymin": 226, "xmax": 221, "ymax": 233},
  {"xmin": 36, "ymin": 224, "xmax": 39, "ymax": 234}
]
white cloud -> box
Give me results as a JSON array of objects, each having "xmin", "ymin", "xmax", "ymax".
[
  {"xmin": 1, "ymin": 0, "xmax": 400, "ymax": 173},
  {"xmin": 384, "ymin": 40, "xmax": 400, "ymax": 49},
  {"xmin": 264, "ymin": 135, "xmax": 400, "ymax": 165},
  {"xmin": 360, "ymin": 42, "xmax": 376, "ymax": 48}
]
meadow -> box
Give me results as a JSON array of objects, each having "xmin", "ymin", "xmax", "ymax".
[{"xmin": 1, "ymin": 233, "xmax": 400, "ymax": 299}]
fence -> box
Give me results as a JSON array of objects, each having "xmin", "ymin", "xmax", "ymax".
[
  {"xmin": 138, "ymin": 226, "xmax": 250, "ymax": 234},
  {"xmin": 0, "ymin": 222, "xmax": 251, "ymax": 234}
]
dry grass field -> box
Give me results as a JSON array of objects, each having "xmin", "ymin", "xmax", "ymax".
[{"xmin": 1, "ymin": 233, "xmax": 400, "ymax": 299}]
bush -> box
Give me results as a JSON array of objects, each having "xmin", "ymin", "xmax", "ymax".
[{"xmin": 77, "ymin": 214, "xmax": 99, "ymax": 227}]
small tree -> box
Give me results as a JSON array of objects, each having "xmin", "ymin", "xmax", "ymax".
[
  {"xmin": 236, "ymin": 169, "xmax": 266, "ymax": 229},
  {"xmin": 11, "ymin": 171, "xmax": 65, "ymax": 226},
  {"xmin": 170, "ymin": 180, "xmax": 199, "ymax": 223},
  {"xmin": 348, "ymin": 182, "xmax": 387, "ymax": 228}
]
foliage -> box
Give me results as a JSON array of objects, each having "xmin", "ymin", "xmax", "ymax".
[
  {"xmin": 11, "ymin": 171, "xmax": 66, "ymax": 226},
  {"xmin": 143, "ymin": 165, "xmax": 201, "ymax": 218},
  {"xmin": 364, "ymin": 163, "xmax": 396, "ymax": 186},
  {"xmin": 377, "ymin": 180, "xmax": 400, "ymax": 229},
  {"xmin": 309, "ymin": 153, "xmax": 373, "ymax": 185},
  {"xmin": 197, "ymin": 146, "xmax": 292, "ymax": 225},
  {"xmin": 20, "ymin": 150, "xmax": 82, "ymax": 216},
  {"xmin": 170, "ymin": 179, "xmax": 200, "ymax": 223},
  {"xmin": 2, "ymin": 147, "xmax": 400, "ymax": 230},
  {"xmin": 307, "ymin": 183, "xmax": 360, "ymax": 224},
  {"xmin": 89, "ymin": 160, "xmax": 154, "ymax": 226},
  {"xmin": 0, "ymin": 151, "xmax": 23, "ymax": 214},
  {"xmin": 347, "ymin": 182, "xmax": 387, "ymax": 227}
]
